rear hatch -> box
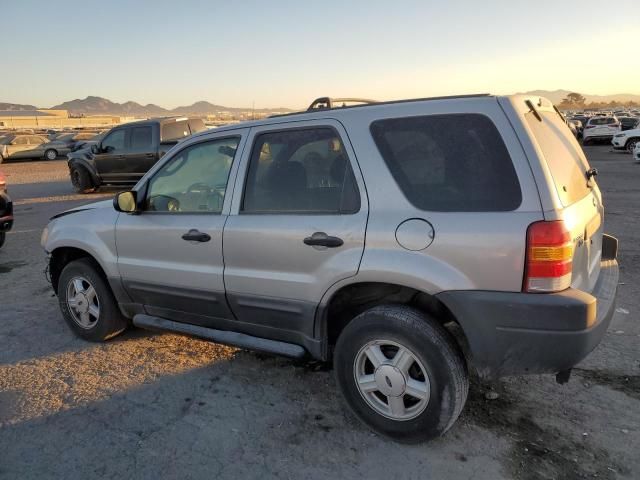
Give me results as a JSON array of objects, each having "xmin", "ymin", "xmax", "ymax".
[{"xmin": 523, "ymin": 102, "xmax": 603, "ymax": 293}]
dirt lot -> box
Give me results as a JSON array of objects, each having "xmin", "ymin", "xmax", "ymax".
[{"xmin": 0, "ymin": 148, "xmax": 638, "ymax": 480}]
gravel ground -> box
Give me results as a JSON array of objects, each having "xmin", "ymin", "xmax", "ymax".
[{"xmin": 0, "ymin": 148, "xmax": 638, "ymax": 480}]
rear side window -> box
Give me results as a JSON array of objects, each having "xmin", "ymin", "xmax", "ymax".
[
  {"xmin": 370, "ymin": 114, "xmax": 521, "ymax": 212},
  {"xmin": 242, "ymin": 127, "xmax": 360, "ymax": 214},
  {"xmin": 525, "ymin": 111, "xmax": 591, "ymax": 206},
  {"xmin": 131, "ymin": 126, "xmax": 153, "ymax": 150}
]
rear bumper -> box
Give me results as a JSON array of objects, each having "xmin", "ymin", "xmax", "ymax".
[
  {"xmin": 437, "ymin": 235, "xmax": 619, "ymax": 380},
  {"xmin": 0, "ymin": 192, "xmax": 13, "ymax": 232}
]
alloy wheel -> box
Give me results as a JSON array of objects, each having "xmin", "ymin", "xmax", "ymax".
[
  {"xmin": 353, "ymin": 340, "xmax": 430, "ymax": 421},
  {"xmin": 66, "ymin": 276, "xmax": 100, "ymax": 329}
]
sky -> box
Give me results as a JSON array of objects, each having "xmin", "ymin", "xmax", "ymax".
[{"xmin": 2, "ymin": 0, "xmax": 639, "ymax": 109}]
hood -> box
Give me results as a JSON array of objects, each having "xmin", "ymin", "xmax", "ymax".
[{"xmin": 50, "ymin": 199, "xmax": 113, "ymax": 220}]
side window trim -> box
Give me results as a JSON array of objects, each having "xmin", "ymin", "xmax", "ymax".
[
  {"xmin": 239, "ymin": 125, "xmax": 361, "ymax": 215},
  {"xmin": 141, "ymin": 135, "xmax": 242, "ymax": 215}
]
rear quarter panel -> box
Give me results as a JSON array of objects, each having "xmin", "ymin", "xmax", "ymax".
[{"xmin": 326, "ymin": 97, "xmax": 544, "ymax": 294}]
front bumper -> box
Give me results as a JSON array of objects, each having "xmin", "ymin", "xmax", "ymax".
[
  {"xmin": 611, "ymin": 137, "xmax": 626, "ymax": 149},
  {"xmin": 0, "ymin": 192, "xmax": 13, "ymax": 232},
  {"xmin": 437, "ymin": 234, "xmax": 619, "ymax": 380}
]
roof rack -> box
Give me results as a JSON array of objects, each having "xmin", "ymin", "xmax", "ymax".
[{"xmin": 307, "ymin": 97, "xmax": 378, "ymax": 111}]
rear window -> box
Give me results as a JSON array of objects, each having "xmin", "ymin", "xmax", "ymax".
[
  {"xmin": 588, "ymin": 117, "xmax": 616, "ymax": 125},
  {"xmin": 370, "ymin": 114, "xmax": 521, "ymax": 212},
  {"xmin": 525, "ymin": 111, "xmax": 591, "ymax": 206},
  {"xmin": 161, "ymin": 121, "xmax": 191, "ymax": 142}
]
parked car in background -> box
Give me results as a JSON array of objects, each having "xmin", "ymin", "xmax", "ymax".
[
  {"xmin": 0, "ymin": 170, "xmax": 13, "ymax": 249},
  {"xmin": 43, "ymin": 131, "xmax": 103, "ymax": 159},
  {"xmin": 70, "ymin": 131, "xmax": 105, "ymax": 152},
  {"xmin": 582, "ymin": 116, "xmax": 620, "ymax": 145},
  {"xmin": 44, "ymin": 94, "xmax": 619, "ymax": 443},
  {"xmin": 67, "ymin": 117, "xmax": 206, "ymax": 193},
  {"xmin": 0, "ymin": 134, "xmax": 50, "ymax": 163},
  {"xmin": 611, "ymin": 124, "xmax": 640, "ymax": 152},
  {"xmin": 617, "ymin": 116, "xmax": 639, "ymax": 131}
]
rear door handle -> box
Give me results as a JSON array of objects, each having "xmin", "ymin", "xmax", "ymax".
[
  {"xmin": 182, "ymin": 229, "xmax": 211, "ymax": 242},
  {"xmin": 303, "ymin": 232, "xmax": 343, "ymax": 248},
  {"xmin": 145, "ymin": 153, "xmax": 155, "ymax": 158}
]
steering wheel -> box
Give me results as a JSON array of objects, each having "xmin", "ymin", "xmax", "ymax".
[{"xmin": 187, "ymin": 183, "xmax": 213, "ymax": 194}]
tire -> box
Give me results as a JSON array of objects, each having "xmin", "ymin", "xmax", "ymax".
[
  {"xmin": 58, "ymin": 258, "xmax": 128, "ymax": 341},
  {"xmin": 582, "ymin": 138, "xmax": 590, "ymax": 146},
  {"xmin": 0, "ymin": 232, "xmax": 5, "ymax": 249},
  {"xmin": 44, "ymin": 149, "xmax": 58, "ymax": 161},
  {"xmin": 70, "ymin": 166, "xmax": 97, "ymax": 194},
  {"xmin": 334, "ymin": 305, "xmax": 468, "ymax": 443},
  {"xmin": 626, "ymin": 138, "xmax": 639, "ymax": 153}
]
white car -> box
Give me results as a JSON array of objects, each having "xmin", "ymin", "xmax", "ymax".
[
  {"xmin": 611, "ymin": 126, "xmax": 640, "ymax": 152},
  {"xmin": 634, "ymin": 142, "xmax": 640, "ymax": 162},
  {"xmin": 583, "ymin": 116, "xmax": 620, "ymax": 145}
]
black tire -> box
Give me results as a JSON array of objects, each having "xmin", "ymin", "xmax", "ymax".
[
  {"xmin": 70, "ymin": 166, "xmax": 97, "ymax": 194},
  {"xmin": 334, "ymin": 305, "xmax": 468, "ymax": 443},
  {"xmin": 44, "ymin": 149, "xmax": 58, "ymax": 161},
  {"xmin": 0, "ymin": 232, "xmax": 5, "ymax": 249},
  {"xmin": 626, "ymin": 138, "xmax": 639, "ymax": 153},
  {"xmin": 58, "ymin": 258, "xmax": 128, "ymax": 341},
  {"xmin": 582, "ymin": 138, "xmax": 590, "ymax": 146}
]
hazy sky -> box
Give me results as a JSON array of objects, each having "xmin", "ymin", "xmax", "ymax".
[{"xmin": 3, "ymin": 0, "xmax": 639, "ymax": 109}]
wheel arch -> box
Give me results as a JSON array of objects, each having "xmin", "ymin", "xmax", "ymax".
[
  {"xmin": 314, "ymin": 281, "xmax": 469, "ymax": 362},
  {"xmin": 49, "ymin": 247, "xmax": 108, "ymax": 294},
  {"xmin": 68, "ymin": 157, "xmax": 100, "ymax": 184}
]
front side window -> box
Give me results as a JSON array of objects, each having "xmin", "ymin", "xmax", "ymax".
[
  {"xmin": 242, "ymin": 127, "xmax": 360, "ymax": 214},
  {"xmin": 371, "ymin": 114, "xmax": 522, "ymax": 212},
  {"xmin": 145, "ymin": 137, "xmax": 239, "ymax": 213},
  {"xmin": 12, "ymin": 137, "xmax": 28, "ymax": 145},
  {"xmin": 102, "ymin": 129, "xmax": 126, "ymax": 153}
]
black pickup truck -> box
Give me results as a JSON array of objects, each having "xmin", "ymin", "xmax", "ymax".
[
  {"xmin": 67, "ymin": 117, "xmax": 206, "ymax": 193},
  {"xmin": 0, "ymin": 170, "xmax": 13, "ymax": 249}
]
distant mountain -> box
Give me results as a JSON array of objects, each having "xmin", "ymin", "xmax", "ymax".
[
  {"xmin": 0, "ymin": 102, "xmax": 37, "ymax": 111},
  {"xmin": 518, "ymin": 89, "xmax": 640, "ymax": 104},
  {"xmin": 45, "ymin": 96, "xmax": 293, "ymax": 117}
]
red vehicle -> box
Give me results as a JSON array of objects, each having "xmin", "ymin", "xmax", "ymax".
[{"xmin": 0, "ymin": 171, "xmax": 13, "ymax": 249}]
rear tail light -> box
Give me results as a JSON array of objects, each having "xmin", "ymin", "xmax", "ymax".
[
  {"xmin": 523, "ymin": 221, "xmax": 573, "ymax": 293},
  {"xmin": 585, "ymin": 125, "xmax": 595, "ymax": 129}
]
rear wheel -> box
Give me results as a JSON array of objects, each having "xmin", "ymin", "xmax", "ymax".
[
  {"xmin": 58, "ymin": 258, "xmax": 127, "ymax": 341},
  {"xmin": 334, "ymin": 305, "xmax": 468, "ymax": 443},
  {"xmin": 70, "ymin": 166, "xmax": 97, "ymax": 194},
  {"xmin": 626, "ymin": 138, "xmax": 639, "ymax": 153},
  {"xmin": 44, "ymin": 149, "xmax": 58, "ymax": 161},
  {"xmin": 0, "ymin": 232, "xmax": 5, "ymax": 249}
]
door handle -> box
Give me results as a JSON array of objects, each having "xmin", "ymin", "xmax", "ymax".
[
  {"xmin": 182, "ymin": 229, "xmax": 211, "ymax": 242},
  {"xmin": 145, "ymin": 153, "xmax": 155, "ymax": 158},
  {"xmin": 303, "ymin": 232, "xmax": 344, "ymax": 248}
]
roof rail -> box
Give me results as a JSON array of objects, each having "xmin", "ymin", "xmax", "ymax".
[{"xmin": 307, "ymin": 97, "xmax": 378, "ymax": 111}]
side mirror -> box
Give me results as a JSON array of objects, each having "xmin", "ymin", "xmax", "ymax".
[
  {"xmin": 90, "ymin": 144, "xmax": 99, "ymax": 154},
  {"xmin": 114, "ymin": 191, "xmax": 138, "ymax": 213}
]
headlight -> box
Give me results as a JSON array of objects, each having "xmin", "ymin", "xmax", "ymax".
[
  {"xmin": 40, "ymin": 226, "xmax": 49, "ymax": 247},
  {"xmin": 614, "ymin": 133, "xmax": 625, "ymax": 138}
]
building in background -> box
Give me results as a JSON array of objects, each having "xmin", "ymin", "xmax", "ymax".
[{"xmin": 0, "ymin": 109, "xmax": 125, "ymax": 129}]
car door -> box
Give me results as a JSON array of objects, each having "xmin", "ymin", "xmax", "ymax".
[
  {"xmin": 223, "ymin": 120, "xmax": 368, "ymax": 338},
  {"xmin": 7, "ymin": 137, "xmax": 31, "ymax": 158},
  {"xmin": 28, "ymin": 135, "xmax": 47, "ymax": 157},
  {"xmin": 115, "ymin": 130, "xmax": 248, "ymax": 327},
  {"xmin": 127, "ymin": 125, "xmax": 159, "ymax": 181},
  {"xmin": 95, "ymin": 128, "xmax": 129, "ymax": 181}
]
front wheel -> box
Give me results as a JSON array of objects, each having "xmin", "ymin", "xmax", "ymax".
[
  {"xmin": 58, "ymin": 258, "xmax": 128, "ymax": 341},
  {"xmin": 626, "ymin": 138, "xmax": 639, "ymax": 153},
  {"xmin": 334, "ymin": 305, "xmax": 468, "ymax": 443},
  {"xmin": 44, "ymin": 149, "xmax": 58, "ymax": 161},
  {"xmin": 70, "ymin": 166, "xmax": 97, "ymax": 194}
]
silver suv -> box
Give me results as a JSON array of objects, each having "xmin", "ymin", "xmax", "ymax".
[{"xmin": 42, "ymin": 95, "xmax": 619, "ymax": 443}]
